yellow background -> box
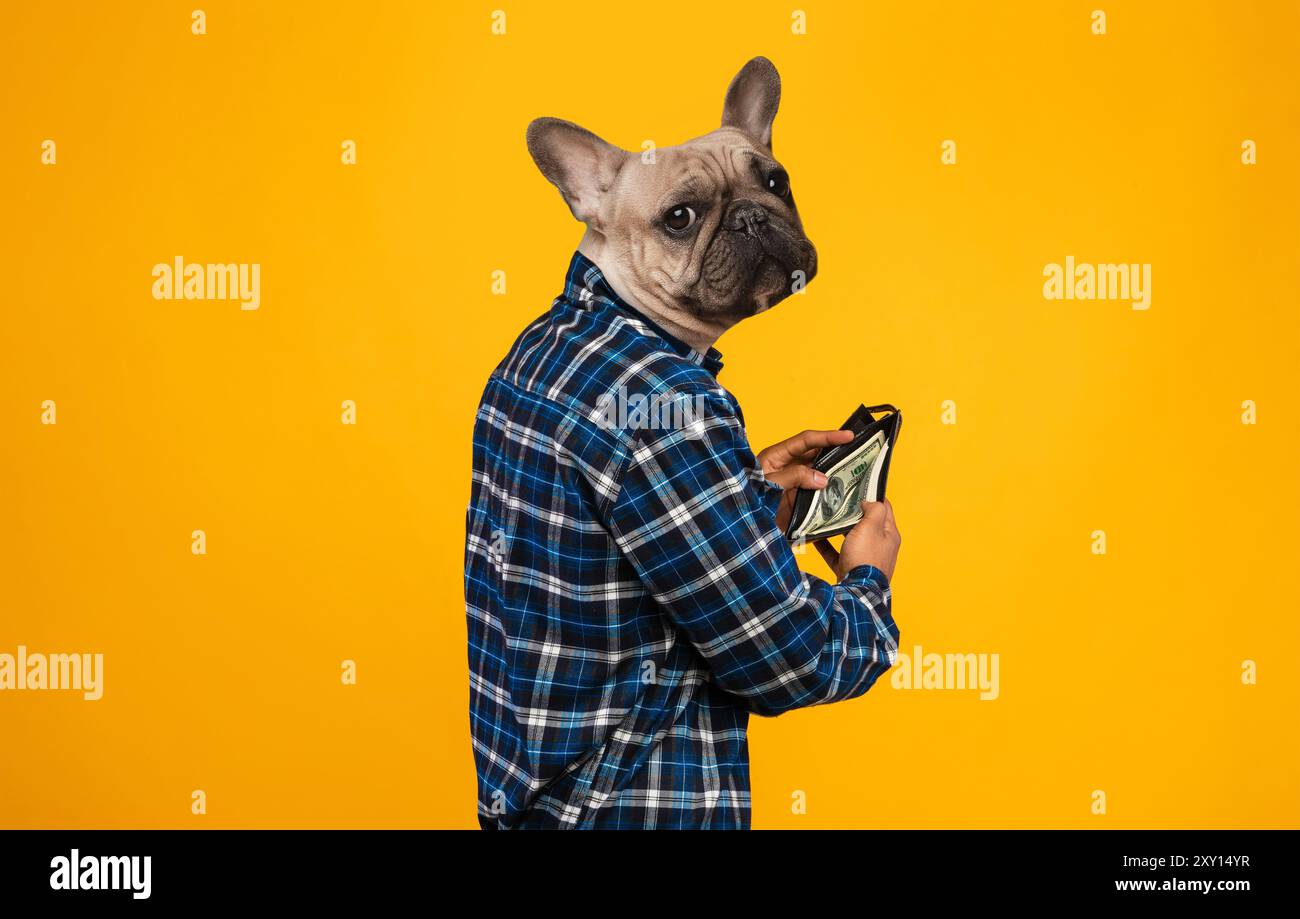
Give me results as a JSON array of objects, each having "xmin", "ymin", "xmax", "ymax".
[{"xmin": 2, "ymin": 1, "xmax": 1297, "ymax": 828}]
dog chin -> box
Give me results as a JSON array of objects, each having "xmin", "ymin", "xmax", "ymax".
[
  {"xmin": 741, "ymin": 258, "xmax": 795, "ymax": 314},
  {"xmin": 691, "ymin": 228, "xmax": 815, "ymax": 318},
  {"xmin": 694, "ymin": 256, "xmax": 802, "ymax": 319}
]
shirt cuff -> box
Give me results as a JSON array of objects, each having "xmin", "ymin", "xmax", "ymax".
[{"xmin": 842, "ymin": 564, "xmax": 889, "ymax": 589}]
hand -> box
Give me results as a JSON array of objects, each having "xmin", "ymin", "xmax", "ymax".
[
  {"xmin": 815, "ymin": 499, "xmax": 901, "ymax": 582},
  {"xmin": 756, "ymin": 428, "xmax": 855, "ymax": 532}
]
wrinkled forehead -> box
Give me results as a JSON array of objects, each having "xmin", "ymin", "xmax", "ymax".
[{"xmin": 613, "ymin": 129, "xmax": 778, "ymax": 209}]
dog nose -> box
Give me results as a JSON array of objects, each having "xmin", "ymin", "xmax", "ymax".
[{"xmin": 726, "ymin": 200, "xmax": 767, "ymax": 236}]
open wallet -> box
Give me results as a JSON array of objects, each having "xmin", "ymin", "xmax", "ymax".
[{"xmin": 784, "ymin": 404, "xmax": 902, "ymax": 542}]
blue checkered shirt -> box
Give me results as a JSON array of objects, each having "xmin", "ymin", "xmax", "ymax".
[{"xmin": 466, "ymin": 252, "xmax": 899, "ymax": 829}]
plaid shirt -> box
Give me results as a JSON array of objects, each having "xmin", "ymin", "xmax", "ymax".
[{"xmin": 466, "ymin": 252, "xmax": 899, "ymax": 829}]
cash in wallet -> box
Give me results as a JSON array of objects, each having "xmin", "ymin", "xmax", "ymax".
[{"xmin": 784, "ymin": 404, "xmax": 902, "ymax": 542}]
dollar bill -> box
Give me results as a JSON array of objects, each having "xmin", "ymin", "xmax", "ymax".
[{"xmin": 790, "ymin": 430, "xmax": 889, "ymax": 540}]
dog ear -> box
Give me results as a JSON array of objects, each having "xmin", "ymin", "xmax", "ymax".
[
  {"xmin": 526, "ymin": 118, "xmax": 627, "ymax": 224},
  {"xmin": 721, "ymin": 57, "xmax": 781, "ymax": 149}
]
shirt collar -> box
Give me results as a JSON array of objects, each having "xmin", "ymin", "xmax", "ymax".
[{"xmin": 561, "ymin": 251, "xmax": 725, "ymax": 377}]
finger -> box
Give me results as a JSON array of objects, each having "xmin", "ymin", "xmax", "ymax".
[
  {"xmin": 764, "ymin": 429, "xmax": 854, "ymax": 467},
  {"xmin": 766, "ymin": 464, "xmax": 827, "ymax": 491},
  {"xmin": 785, "ymin": 432, "xmax": 853, "ymax": 465},
  {"xmin": 881, "ymin": 499, "xmax": 897, "ymax": 534},
  {"xmin": 814, "ymin": 538, "xmax": 839, "ymax": 570},
  {"xmin": 858, "ymin": 500, "xmax": 887, "ymax": 530}
]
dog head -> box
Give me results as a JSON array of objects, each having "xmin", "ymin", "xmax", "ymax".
[{"xmin": 527, "ymin": 57, "xmax": 817, "ymax": 337}]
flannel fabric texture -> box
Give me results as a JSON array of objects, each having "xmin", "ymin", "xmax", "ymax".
[{"xmin": 466, "ymin": 252, "xmax": 899, "ymax": 829}]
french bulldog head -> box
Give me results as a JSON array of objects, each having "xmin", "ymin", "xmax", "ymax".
[{"xmin": 527, "ymin": 57, "xmax": 817, "ymax": 350}]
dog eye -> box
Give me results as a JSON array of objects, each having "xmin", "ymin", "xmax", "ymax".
[
  {"xmin": 663, "ymin": 205, "xmax": 697, "ymax": 232},
  {"xmin": 766, "ymin": 171, "xmax": 790, "ymax": 198}
]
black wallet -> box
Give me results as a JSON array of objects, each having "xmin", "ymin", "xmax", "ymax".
[{"xmin": 784, "ymin": 404, "xmax": 902, "ymax": 542}]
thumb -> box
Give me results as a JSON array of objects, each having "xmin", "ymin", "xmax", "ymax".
[
  {"xmin": 767, "ymin": 464, "xmax": 826, "ymax": 491},
  {"xmin": 859, "ymin": 500, "xmax": 887, "ymax": 528},
  {"xmin": 841, "ymin": 502, "xmax": 884, "ymax": 550}
]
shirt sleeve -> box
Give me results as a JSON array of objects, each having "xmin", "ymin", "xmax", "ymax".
[{"xmin": 603, "ymin": 392, "xmax": 900, "ymax": 717}]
